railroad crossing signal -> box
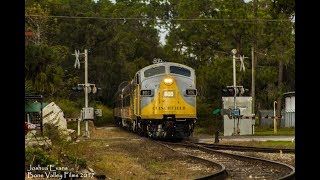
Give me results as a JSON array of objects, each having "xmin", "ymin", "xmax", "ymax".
[
  {"xmin": 72, "ymin": 84, "xmax": 100, "ymax": 94},
  {"xmin": 71, "ymin": 49, "xmax": 96, "ymax": 138},
  {"xmin": 222, "ymin": 86, "xmax": 249, "ymax": 97}
]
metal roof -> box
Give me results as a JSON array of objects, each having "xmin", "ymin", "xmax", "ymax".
[
  {"xmin": 283, "ymin": 91, "xmax": 295, "ymax": 97},
  {"xmin": 25, "ymin": 102, "xmax": 49, "ymax": 113}
]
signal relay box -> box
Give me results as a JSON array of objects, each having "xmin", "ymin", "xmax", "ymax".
[
  {"xmin": 222, "ymin": 96, "xmax": 253, "ymax": 136},
  {"xmin": 82, "ymin": 107, "xmax": 94, "ymax": 120}
]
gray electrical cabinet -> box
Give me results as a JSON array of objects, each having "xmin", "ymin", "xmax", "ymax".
[
  {"xmin": 222, "ymin": 97, "xmax": 254, "ymax": 136},
  {"xmin": 82, "ymin": 107, "xmax": 94, "ymax": 120}
]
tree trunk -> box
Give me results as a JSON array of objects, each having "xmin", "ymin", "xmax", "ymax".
[
  {"xmin": 252, "ymin": 45, "xmax": 257, "ymax": 114},
  {"xmin": 252, "ymin": 0, "xmax": 258, "ymax": 114},
  {"xmin": 276, "ymin": 59, "xmax": 284, "ymax": 128}
]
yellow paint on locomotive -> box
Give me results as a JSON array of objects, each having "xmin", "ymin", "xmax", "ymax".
[{"xmin": 140, "ymin": 75, "xmax": 196, "ymax": 119}]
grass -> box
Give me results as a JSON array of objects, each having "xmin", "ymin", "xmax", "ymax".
[
  {"xmin": 254, "ymin": 127, "xmax": 295, "ymax": 136},
  {"xmin": 220, "ymin": 140, "xmax": 295, "ymax": 149},
  {"xmin": 94, "ymin": 153, "xmax": 151, "ymax": 178},
  {"xmin": 194, "ymin": 125, "xmax": 295, "ymax": 137},
  {"xmin": 193, "ymin": 127, "xmax": 214, "ymax": 135}
]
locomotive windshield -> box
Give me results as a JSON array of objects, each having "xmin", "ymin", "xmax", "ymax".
[
  {"xmin": 144, "ymin": 66, "xmax": 165, "ymax": 78},
  {"xmin": 170, "ymin": 66, "xmax": 191, "ymax": 77}
]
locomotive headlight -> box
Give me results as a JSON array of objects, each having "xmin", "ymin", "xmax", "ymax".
[{"xmin": 163, "ymin": 77, "xmax": 173, "ymax": 86}]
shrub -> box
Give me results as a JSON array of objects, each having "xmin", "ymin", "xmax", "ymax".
[
  {"xmin": 195, "ymin": 100, "xmax": 223, "ymax": 133},
  {"xmin": 43, "ymin": 123, "xmax": 70, "ymax": 147},
  {"xmin": 93, "ymin": 104, "xmax": 115, "ymax": 126},
  {"xmin": 63, "ymin": 153, "xmax": 87, "ymax": 169},
  {"xmin": 25, "ymin": 147, "xmax": 58, "ymax": 168},
  {"xmin": 54, "ymin": 99, "xmax": 82, "ymax": 118}
]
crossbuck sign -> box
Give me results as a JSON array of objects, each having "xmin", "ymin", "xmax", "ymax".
[{"xmin": 73, "ymin": 50, "xmax": 81, "ymax": 69}]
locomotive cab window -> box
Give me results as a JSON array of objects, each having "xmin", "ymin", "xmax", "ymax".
[
  {"xmin": 144, "ymin": 66, "xmax": 165, "ymax": 78},
  {"xmin": 170, "ymin": 66, "xmax": 191, "ymax": 77}
]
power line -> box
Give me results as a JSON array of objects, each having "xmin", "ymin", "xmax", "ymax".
[{"xmin": 26, "ymin": 15, "xmax": 291, "ymax": 22}]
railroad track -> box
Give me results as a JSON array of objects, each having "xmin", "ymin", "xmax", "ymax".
[
  {"xmin": 154, "ymin": 141, "xmax": 228, "ymax": 179},
  {"xmin": 190, "ymin": 142, "xmax": 295, "ymax": 153},
  {"xmin": 157, "ymin": 141, "xmax": 295, "ymax": 180}
]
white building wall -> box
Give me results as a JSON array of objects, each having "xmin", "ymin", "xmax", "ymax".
[{"xmin": 284, "ymin": 95, "xmax": 295, "ymax": 127}]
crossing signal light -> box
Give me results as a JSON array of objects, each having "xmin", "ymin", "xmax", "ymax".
[
  {"xmin": 222, "ymin": 86, "xmax": 249, "ymax": 97},
  {"xmin": 221, "ymin": 89, "xmax": 229, "ymax": 96},
  {"xmin": 72, "ymin": 84, "xmax": 101, "ymax": 94},
  {"xmin": 93, "ymin": 87, "xmax": 101, "ymax": 94},
  {"xmin": 72, "ymin": 86, "xmax": 84, "ymax": 91},
  {"xmin": 72, "ymin": 85, "xmax": 101, "ymax": 93},
  {"xmin": 222, "ymin": 87, "xmax": 235, "ymax": 96},
  {"xmin": 242, "ymin": 88, "xmax": 250, "ymax": 96}
]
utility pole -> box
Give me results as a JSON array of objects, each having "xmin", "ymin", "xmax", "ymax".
[
  {"xmin": 232, "ymin": 49, "xmax": 237, "ymax": 110},
  {"xmin": 231, "ymin": 49, "xmax": 238, "ymax": 135},
  {"xmin": 84, "ymin": 49, "xmax": 88, "ymax": 108},
  {"xmin": 84, "ymin": 49, "xmax": 90, "ymax": 138}
]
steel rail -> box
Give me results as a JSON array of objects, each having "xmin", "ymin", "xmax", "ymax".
[
  {"xmin": 154, "ymin": 141, "xmax": 228, "ymax": 180},
  {"xmin": 162, "ymin": 141, "xmax": 295, "ymax": 180},
  {"xmin": 191, "ymin": 142, "xmax": 295, "ymax": 153}
]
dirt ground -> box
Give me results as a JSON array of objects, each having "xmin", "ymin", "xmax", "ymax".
[{"xmin": 64, "ymin": 124, "xmax": 218, "ymax": 179}]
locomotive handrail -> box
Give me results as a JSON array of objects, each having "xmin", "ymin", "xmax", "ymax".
[{"xmin": 117, "ymin": 81, "xmax": 130, "ymax": 91}]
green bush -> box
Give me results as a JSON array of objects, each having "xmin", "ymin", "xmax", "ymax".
[
  {"xmin": 54, "ymin": 99, "xmax": 82, "ymax": 118},
  {"xmin": 64, "ymin": 153, "xmax": 87, "ymax": 169},
  {"xmin": 94, "ymin": 104, "xmax": 115, "ymax": 126},
  {"xmin": 25, "ymin": 147, "xmax": 58, "ymax": 168},
  {"xmin": 43, "ymin": 123, "xmax": 70, "ymax": 146},
  {"xmin": 25, "ymin": 146, "xmax": 86, "ymax": 171},
  {"xmin": 195, "ymin": 100, "xmax": 223, "ymax": 134}
]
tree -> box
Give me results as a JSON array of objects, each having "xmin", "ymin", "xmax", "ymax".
[
  {"xmin": 268, "ymin": 0, "xmax": 295, "ymax": 126},
  {"xmin": 25, "ymin": 45, "xmax": 70, "ymax": 97},
  {"xmin": 25, "ymin": 3, "xmax": 50, "ymax": 45},
  {"xmin": 24, "ymin": 0, "xmax": 295, "ymax": 120}
]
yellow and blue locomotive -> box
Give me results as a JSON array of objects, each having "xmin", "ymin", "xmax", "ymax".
[{"xmin": 113, "ymin": 62, "xmax": 197, "ymax": 139}]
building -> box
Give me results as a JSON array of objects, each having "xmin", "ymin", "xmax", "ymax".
[{"xmin": 282, "ymin": 91, "xmax": 295, "ymax": 128}]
